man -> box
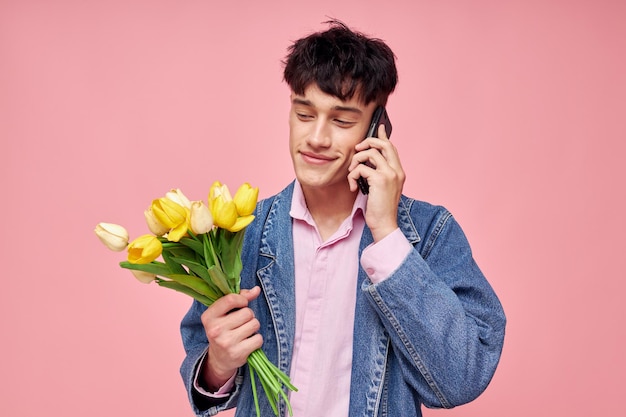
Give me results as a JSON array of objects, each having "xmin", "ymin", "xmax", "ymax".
[{"xmin": 180, "ymin": 20, "xmax": 506, "ymax": 417}]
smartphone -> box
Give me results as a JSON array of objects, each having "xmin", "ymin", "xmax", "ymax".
[{"xmin": 356, "ymin": 106, "xmax": 393, "ymax": 194}]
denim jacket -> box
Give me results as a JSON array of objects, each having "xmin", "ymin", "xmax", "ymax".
[{"xmin": 180, "ymin": 182, "xmax": 506, "ymax": 417}]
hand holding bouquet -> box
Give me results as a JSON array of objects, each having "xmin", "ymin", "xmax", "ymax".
[{"xmin": 95, "ymin": 181, "xmax": 296, "ymax": 416}]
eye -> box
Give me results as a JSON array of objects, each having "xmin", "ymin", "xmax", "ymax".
[
  {"xmin": 334, "ymin": 119, "xmax": 356, "ymax": 128},
  {"xmin": 296, "ymin": 113, "xmax": 314, "ymax": 121}
]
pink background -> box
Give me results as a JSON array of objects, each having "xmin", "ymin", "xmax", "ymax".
[{"xmin": 1, "ymin": 0, "xmax": 624, "ymax": 416}]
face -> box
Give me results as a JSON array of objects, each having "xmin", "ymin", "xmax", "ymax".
[{"xmin": 289, "ymin": 84, "xmax": 377, "ymax": 194}]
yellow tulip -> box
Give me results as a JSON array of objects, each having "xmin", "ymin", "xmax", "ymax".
[
  {"xmin": 94, "ymin": 222, "xmax": 129, "ymax": 252},
  {"xmin": 211, "ymin": 195, "xmax": 239, "ymax": 230},
  {"xmin": 208, "ymin": 181, "xmax": 257, "ymax": 232},
  {"xmin": 151, "ymin": 197, "xmax": 189, "ymax": 242},
  {"xmin": 229, "ymin": 215, "xmax": 255, "ymax": 232},
  {"xmin": 189, "ymin": 201, "xmax": 214, "ymax": 235},
  {"xmin": 127, "ymin": 234, "xmax": 162, "ymax": 264},
  {"xmin": 144, "ymin": 208, "xmax": 169, "ymax": 236},
  {"xmin": 233, "ymin": 183, "xmax": 259, "ymax": 216},
  {"xmin": 165, "ymin": 188, "xmax": 191, "ymax": 208},
  {"xmin": 131, "ymin": 269, "xmax": 156, "ymax": 284},
  {"xmin": 209, "ymin": 181, "xmax": 232, "ymax": 203}
]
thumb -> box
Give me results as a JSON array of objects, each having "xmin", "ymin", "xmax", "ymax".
[{"xmin": 240, "ymin": 285, "xmax": 261, "ymax": 302}]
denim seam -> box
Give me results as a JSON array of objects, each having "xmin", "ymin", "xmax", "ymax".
[
  {"xmin": 374, "ymin": 337, "xmax": 391, "ymax": 417},
  {"xmin": 421, "ymin": 210, "xmax": 452, "ymax": 261},
  {"xmin": 257, "ymin": 193, "xmax": 289, "ymax": 416},
  {"xmin": 368, "ymin": 278, "xmax": 452, "ymax": 408}
]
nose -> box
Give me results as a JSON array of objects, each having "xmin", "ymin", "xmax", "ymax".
[{"xmin": 307, "ymin": 119, "xmax": 332, "ymax": 148}]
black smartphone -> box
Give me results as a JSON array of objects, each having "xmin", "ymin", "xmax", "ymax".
[{"xmin": 356, "ymin": 106, "xmax": 392, "ymax": 194}]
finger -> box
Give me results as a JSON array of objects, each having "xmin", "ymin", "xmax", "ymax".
[
  {"xmin": 231, "ymin": 313, "xmax": 261, "ymax": 341},
  {"xmin": 203, "ymin": 305, "xmax": 257, "ymax": 343},
  {"xmin": 359, "ymin": 137, "xmax": 402, "ymax": 172},
  {"xmin": 355, "ymin": 137, "xmax": 389, "ymax": 155},
  {"xmin": 209, "ymin": 292, "xmax": 251, "ymax": 317},
  {"xmin": 211, "ymin": 308, "xmax": 260, "ymax": 344},
  {"xmin": 237, "ymin": 332, "xmax": 264, "ymax": 354},
  {"xmin": 349, "ymin": 147, "xmax": 384, "ymax": 171},
  {"xmin": 240, "ymin": 286, "xmax": 261, "ymax": 302},
  {"xmin": 211, "ymin": 332, "xmax": 263, "ymax": 369},
  {"xmin": 377, "ymin": 123, "xmax": 389, "ymax": 140}
]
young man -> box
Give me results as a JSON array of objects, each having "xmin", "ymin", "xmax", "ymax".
[{"xmin": 180, "ymin": 21, "xmax": 506, "ymax": 417}]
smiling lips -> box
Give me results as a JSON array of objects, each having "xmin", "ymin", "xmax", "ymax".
[{"xmin": 300, "ymin": 151, "xmax": 335, "ymax": 165}]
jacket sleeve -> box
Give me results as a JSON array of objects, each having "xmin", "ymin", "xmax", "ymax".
[
  {"xmin": 179, "ymin": 299, "xmax": 243, "ymax": 416},
  {"xmin": 363, "ymin": 207, "xmax": 506, "ymax": 408}
]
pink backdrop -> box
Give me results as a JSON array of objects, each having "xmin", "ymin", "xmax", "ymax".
[{"xmin": 1, "ymin": 1, "xmax": 624, "ymax": 416}]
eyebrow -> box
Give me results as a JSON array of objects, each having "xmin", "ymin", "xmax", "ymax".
[{"xmin": 291, "ymin": 98, "xmax": 363, "ymax": 115}]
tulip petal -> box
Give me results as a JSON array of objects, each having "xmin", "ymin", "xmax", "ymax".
[
  {"xmin": 94, "ymin": 222, "xmax": 129, "ymax": 252},
  {"xmin": 131, "ymin": 269, "xmax": 156, "ymax": 284},
  {"xmin": 144, "ymin": 208, "xmax": 169, "ymax": 236},
  {"xmin": 152, "ymin": 198, "xmax": 188, "ymax": 229},
  {"xmin": 211, "ymin": 197, "xmax": 238, "ymax": 229},
  {"xmin": 166, "ymin": 188, "xmax": 192, "ymax": 208},
  {"xmin": 127, "ymin": 234, "xmax": 163, "ymax": 264},
  {"xmin": 228, "ymin": 215, "xmax": 255, "ymax": 232},
  {"xmin": 167, "ymin": 222, "xmax": 189, "ymax": 242},
  {"xmin": 190, "ymin": 201, "xmax": 214, "ymax": 235},
  {"xmin": 234, "ymin": 183, "xmax": 259, "ymax": 216}
]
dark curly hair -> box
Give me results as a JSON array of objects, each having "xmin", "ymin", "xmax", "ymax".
[{"xmin": 283, "ymin": 20, "xmax": 398, "ymax": 105}]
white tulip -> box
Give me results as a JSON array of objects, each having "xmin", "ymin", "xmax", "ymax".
[
  {"xmin": 131, "ymin": 269, "xmax": 156, "ymax": 284},
  {"xmin": 165, "ymin": 188, "xmax": 191, "ymax": 208},
  {"xmin": 189, "ymin": 201, "xmax": 214, "ymax": 235},
  {"xmin": 144, "ymin": 208, "xmax": 169, "ymax": 236},
  {"xmin": 94, "ymin": 222, "xmax": 129, "ymax": 252}
]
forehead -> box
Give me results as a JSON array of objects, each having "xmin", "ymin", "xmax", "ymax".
[{"xmin": 290, "ymin": 84, "xmax": 372, "ymax": 113}]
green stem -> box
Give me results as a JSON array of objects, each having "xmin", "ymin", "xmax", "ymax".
[
  {"xmin": 247, "ymin": 349, "xmax": 296, "ymax": 416},
  {"xmin": 249, "ymin": 366, "xmax": 261, "ymax": 417}
]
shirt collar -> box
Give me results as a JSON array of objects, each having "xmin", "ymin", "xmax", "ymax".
[{"xmin": 289, "ymin": 180, "xmax": 367, "ymax": 227}]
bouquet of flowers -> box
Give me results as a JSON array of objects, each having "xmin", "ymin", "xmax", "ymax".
[{"xmin": 95, "ymin": 181, "xmax": 296, "ymax": 416}]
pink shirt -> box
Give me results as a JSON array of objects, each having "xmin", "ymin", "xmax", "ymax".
[
  {"xmin": 287, "ymin": 182, "xmax": 411, "ymax": 416},
  {"xmin": 196, "ymin": 181, "xmax": 412, "ymax": 415}
]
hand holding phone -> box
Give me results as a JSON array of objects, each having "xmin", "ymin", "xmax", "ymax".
[{"xmin": 356, "ymin": 106, "xmax": 393, "ymax": 194}]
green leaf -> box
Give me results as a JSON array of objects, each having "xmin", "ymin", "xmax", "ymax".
[
  {"xmin": 119, "ymin": 261, "xmax": 171, "ymax": 277},
  {"xmin": 161, "ymin": 250, "xmax": 188, "ymax": 275},
  {"xmin": 203, "ymin": 232, "xmax": 219, "ymax": 269},
  {"xmin": 179, "ymin": 237, "xmax": 205, "ymax": 256},
  {"xmin": 216, "ymin": 229, "xmax": 245, "ymax": 281},
  {"xmin": 207, "ymin": 265, "xmax": 234, "ymax": 295},
  {"xmin": 167, "ymin": 273, "xmax": 222, "ymax": 300},
  {"xmin": 169, "ymin": 257, "xmax": 211, "ymax": 281},
  {"xmin": 156, "ymin": 280, "xmax": 214, "ymax": 306},
  {"xmin": 166, "ymin": 246, "xmax": 197, "ymax": 260}
]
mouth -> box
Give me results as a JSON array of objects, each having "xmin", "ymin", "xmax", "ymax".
[{"xmin": 300, "ymin": 151, "xmax": 335, "ymax": 165}]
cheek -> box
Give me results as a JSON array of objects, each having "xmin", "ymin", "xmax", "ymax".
[
  {"xmin": 337, "ymin": 131, "xmax": 362, "ymax": 155},
  {"xmin": 289, "ymin": 120, "xmax": 309, "ymax": 144}
]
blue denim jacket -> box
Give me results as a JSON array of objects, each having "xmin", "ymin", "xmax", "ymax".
[{"xmin": 180, "ymin": 182, "xmax": 506, "ymax": 417}]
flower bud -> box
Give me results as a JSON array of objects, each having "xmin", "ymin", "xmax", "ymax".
[
  {"xmin": 94, "ymin": 223, "xmax": 129, "ymax": 252},
  {"xmin": 165, "ymin": 188, "xmax": 191, "ymax": 208},
  {"xmin": 209, "ymin": 181, "xmax": 232, "ymax": 203},
  {"xmin": 233, "ymin": 182, "xmax": 259, "ymax": 216},
  {"xmin": 211, "ymin": 195, "xmax": 238, "ymax": 230},
  {"xmin": 151, "ymin": 197, "xmax": 189, "ymax": 242},
  {"xmin": 131, "ymin": 269, "xmax": 156, "ymax": 284},
  {"xmin": 189, "ymin": 201, "xmax": 214, "ymax": 235},
  {"xmin": 144, "ymin": 208, "xmax": 169, "ymax": 236},
  {"xmin": 127, "ymin": 234, "xmax": 163, "ymax": 264}
]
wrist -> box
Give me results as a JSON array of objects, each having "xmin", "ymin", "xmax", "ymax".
[
  {"xmin": 200, "ymin": 356, "xmax": 236, "ymax": 392},
  {"xmin": 369, "ymin": 223, "xmax": 398, "ymax": 243}
]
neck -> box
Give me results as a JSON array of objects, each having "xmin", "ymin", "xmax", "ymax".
[{"xmin": 301, "ymin": 183, "xmax": 358, "ymax": 241}]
